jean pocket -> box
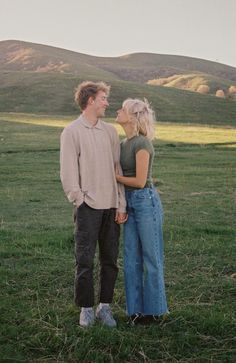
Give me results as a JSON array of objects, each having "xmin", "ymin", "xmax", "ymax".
[{"xmin": 134, "ymin": 189, "xmax": 151, "ymax": 199}]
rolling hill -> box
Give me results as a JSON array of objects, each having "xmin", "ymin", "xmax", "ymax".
[
  {"xmin": 147, "ymin": 73, "xmax": 236, "ymax": 98},
  {"xmin": 1, "ymin": 40, "xmax": 236, "ymax": 82},
  {"xmin": 0, "ymin": 40, "xmax": 236, "ymax": 124}
]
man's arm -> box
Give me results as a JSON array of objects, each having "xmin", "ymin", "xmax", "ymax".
[
  {"xmin": 60, "ymin": 127, "xmax": 84, "ymax": 207},
  {"xmin": 112, "ymin": 128, "xmax": 127, "ymax": 214}
]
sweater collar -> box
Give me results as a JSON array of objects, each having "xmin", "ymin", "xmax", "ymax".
[{"xmin": 80, "ymin": 115, "xmax": 103, "ymax": 130}]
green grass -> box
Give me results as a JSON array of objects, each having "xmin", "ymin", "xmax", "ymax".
[{"xmin": 0, "ymin": 115, "xmax": 236, "ymax": 362}]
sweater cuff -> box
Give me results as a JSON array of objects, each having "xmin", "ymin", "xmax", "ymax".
[
  {"xmin": 67, "ymin": 190, "xmax": 84, "ymax": 207},
  {"xmin": 117, "ymin": 205, "xmax": 127, "ymax": 213}
]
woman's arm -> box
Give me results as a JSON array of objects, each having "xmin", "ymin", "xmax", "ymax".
[{"xmin": 116, "ymin": 149, "xmax": 149, "ymax": 188}]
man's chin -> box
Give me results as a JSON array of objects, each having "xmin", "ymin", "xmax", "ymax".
[{"xmin": 98, "ymin": 111, "xmax": 106, "ymax": 118}]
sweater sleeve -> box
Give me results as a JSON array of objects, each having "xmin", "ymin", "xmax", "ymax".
[
  {"xmin": 112, "ymin": 128, "xmax": 127, "ymax": 213},
  {"xmin": 60, "ymin": 127, "xmax": 84, "ymax": 207}
]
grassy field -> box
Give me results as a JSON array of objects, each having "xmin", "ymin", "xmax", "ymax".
[
  {"xmin": 1, "ymin": 72, "xmax": 236, "ymax": 126},
  {"xmin": 0, "ymin": 114, "xmax": 236, "ymax": 362}
]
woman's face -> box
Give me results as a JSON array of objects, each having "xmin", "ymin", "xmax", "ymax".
[{"xmin": 116, "ymin": 106, "xmax": 129, "ymax": 124}]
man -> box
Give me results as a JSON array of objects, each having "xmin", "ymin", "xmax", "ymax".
[{"xmin": 60, "ymin": 81, "xmax": 127, "ymax": 327}]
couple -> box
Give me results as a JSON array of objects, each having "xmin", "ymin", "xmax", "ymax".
[{"xmin": 60, "ymin": 81, "xmax": 168, "ymax": 328}]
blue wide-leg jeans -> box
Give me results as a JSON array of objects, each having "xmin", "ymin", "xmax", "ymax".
[{"xmin": 124, "ymin": 187, "xmax": 168, "ymax": 316}]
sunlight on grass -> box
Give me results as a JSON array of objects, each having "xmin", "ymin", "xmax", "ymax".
[
  {"xmin": 155, "ymin": 122, "xmax": 236, "ymax": 146},
  {"xmin": 114, "ymin": 122, "xmax": 236, "ymax": 146},
  {"xmin": 0, "ymin": 113, "xmax": 236, "ymax": 147},
  {"xmin": 0, "ymin": 113, "xmax": 71, "ymax": 128}
]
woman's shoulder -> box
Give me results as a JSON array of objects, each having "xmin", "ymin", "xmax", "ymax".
[
  {"xmin": 130, "ymin": 135, "xmax": 153, "ymax": 156},
  {"xmin": 135, "ymin": 135, "xmax": 153, "ymax": 147}
]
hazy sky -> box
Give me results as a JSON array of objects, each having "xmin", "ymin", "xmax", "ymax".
[{"xmin": 1, "ymin": 0, "xmax": 236, "ymax": 67}]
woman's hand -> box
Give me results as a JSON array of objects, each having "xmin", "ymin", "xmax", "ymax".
[
  {"xmin": 116, "ymin": 174, "xmax": 122, "ymax": 183},
  {"xmin": 115, "ymin": 163, "xmax": 122, "ymax": 182}
]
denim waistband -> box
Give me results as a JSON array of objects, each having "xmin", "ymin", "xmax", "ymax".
[
  {"xmin": 125, "ymin": 183, "xmax": 154, "ymax": 192},
  {"xmin": 125, "ymin": 184, "xmax": 155, "ymax": 195}
]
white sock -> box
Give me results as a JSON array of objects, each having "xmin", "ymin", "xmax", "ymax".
[
  {"xmin": 99, "ymin": 303, "xmax": 109, "ymax": 309},
  {"xmin": 81, "ymin": 307, "xmax": 93, "ymax": 313}
]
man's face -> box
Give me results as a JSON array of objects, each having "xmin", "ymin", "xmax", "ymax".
[{"xmin": 92, "ymin": 91, "xmax": 109, "ymax": 117}]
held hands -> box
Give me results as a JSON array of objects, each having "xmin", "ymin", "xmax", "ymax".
[{"xmin": 115, "ymin": 212, "xmax": 128, "ymax": 224}]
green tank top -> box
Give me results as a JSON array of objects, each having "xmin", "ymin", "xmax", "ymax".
[{"xmin": 120, "ymin": 135, "xmax": 154, "ymax": 191}]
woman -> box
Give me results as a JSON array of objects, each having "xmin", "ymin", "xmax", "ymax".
[{"xmin": 116, "ymin": 98, "xmax": 168, "ymax": 324}]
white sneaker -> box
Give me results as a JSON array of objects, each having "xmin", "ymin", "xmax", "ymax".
[
  {"xmin": 79, "ymin": 308, "xmax": 95, "ymax": 327},
  {"xmin": 96, "ymin": 305, "xmax": 117, "ymax": 327}
]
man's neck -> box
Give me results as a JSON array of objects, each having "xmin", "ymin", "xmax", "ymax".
[{"xmin": 82, "ymin": 110, "xmax": 99, "ymax": 126}]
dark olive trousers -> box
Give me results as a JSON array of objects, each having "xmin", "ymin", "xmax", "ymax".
[{"xmin": 74, "ymin": 203, "xmax": 120, "ymax": 307}]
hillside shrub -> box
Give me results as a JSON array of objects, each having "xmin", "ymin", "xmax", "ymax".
[
  {"xmin": 228, "ymin": 85, "xmax": 236, "ymax": 94},
  {"xmin": 197, "ymin": 84, "xmax": 210, "ymax": 94},
  {"xmin": 215, "ymin": 89, "xmax": 225, "ymax": 98}
]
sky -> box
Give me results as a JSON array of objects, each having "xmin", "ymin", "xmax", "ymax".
[{"xmin": 1, "ymin": 0, "xmax": 236, "ymax": 67}]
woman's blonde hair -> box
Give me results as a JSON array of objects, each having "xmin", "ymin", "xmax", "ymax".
[{"xmin": 122, "ymin": 98, "xmax": 156, "ymax": 140}]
